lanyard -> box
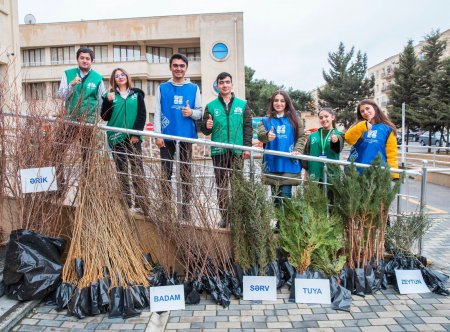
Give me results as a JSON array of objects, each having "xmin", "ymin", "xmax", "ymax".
[{"xmin": 320, "ymin": 128, "xmax": 334, "ymax": 155}]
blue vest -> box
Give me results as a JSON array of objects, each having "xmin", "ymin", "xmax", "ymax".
[
  {"xmin": 348, "ymin": 123, "xmax": 392, "ymax": 166},
  {"xmin": 159, "ymin": 81, "xmax": 198, "ymax": 139},
  {"xmin": 262, "ymin": 117, "xmax": 301, "ymax": 173}
]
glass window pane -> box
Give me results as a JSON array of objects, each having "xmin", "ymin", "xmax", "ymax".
[
  {"xmin": 35, "ymin": 50, "xmax": 41, "ymax": 64},
  {"xmin": 23, "ymin": 51, "xmax": 29, "ymax": 65},
  {"xmin": 160, "ymin": 48, "xmax": 166, "ymax": 63},
  {"xmin": 113, "ymin": 47, "xmax": 120, "ymax": 61},
  {"xmin": 134, "ymin": 47, "xmax": 141, "ymax": 61},
  {"xmin": 121, "ymin": 47, "xmax": 127, "ymax": 61}
]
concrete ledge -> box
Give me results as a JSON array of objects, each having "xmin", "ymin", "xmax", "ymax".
[
  {"xmin": 415, "ymin": 171, "xmax": 450, "ymax": 188},
  {"xmin": 0, "ymin": 298, "xmax": 40, "ymax": 332}
]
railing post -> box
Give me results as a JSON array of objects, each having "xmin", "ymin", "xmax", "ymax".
[
  {"xmin": 418, "ymin": 160, "xmax": 428, "ymax": 255},
  {"xmin": 323, "ymin": 162, "xmax": 329, "ymax": 216},
  {"xmin": 249, "ymin": 150, "xmax": 255, "ymax": 182},
  {"xmin": 175, "ymin": 140, "xmax": 182, "ymax": 220}
]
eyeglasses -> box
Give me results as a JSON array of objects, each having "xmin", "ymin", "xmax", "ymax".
[
  {"xmin": 114, "ymin": 73, "xmax": 127, "ymax": 79},
  {"xmin": 171, "ymin": 64, "xmax": 186, "ymax": 69}
]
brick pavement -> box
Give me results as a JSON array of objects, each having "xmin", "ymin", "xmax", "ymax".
[
  {"xmin": 14, "ymin": 280, "xmax": 450, "ymax": 332},
  {"xmin": 422, "ymin": 216, "xmax": 450, "ymax": 274}
]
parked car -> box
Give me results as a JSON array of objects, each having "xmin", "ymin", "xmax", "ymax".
[
  {"xmin": 419, "ymin": 131, "xmax": 447, "ymax": 146},
  {"xmin": 396, "ymin": 130, "xmax": 420, "ymax": 145}
]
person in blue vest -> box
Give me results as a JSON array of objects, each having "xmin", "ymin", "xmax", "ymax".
[
  {"xmin": 54, "ymin": 47, "xmax": 105, "ymax": 197},
  {"xmin": 100, "ymin": 68, "xmax": 147, "ymax": 214},
  {"xmin": 345, "ymin": 99, "xmax": 399, "ymax": 179},
  {"xmin": 257, "ymin": 90, "xmax": 305, "ymax": 209},
  {"xmin": 153, "ymin": 53, "xmax": 202, "ymax": 220},
  {"xmin": 200, "ymin": 72, "xmax": 253, "ymax": 228}
]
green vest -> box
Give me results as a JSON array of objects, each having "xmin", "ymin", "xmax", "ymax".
[
  {"xmin": 207, "ymin": 97, "xmax": 247, "ymax": 156},
  {"xmin": 65, "ymin": 68, "xmax": 103, "ymax": 123},
  {"xmin": 308, "ymin": 128, "xmax": 343, "ymax": 181},
  {"xmin": 103, "ymin": 90, "xmax": 142, "ymax": 146}
]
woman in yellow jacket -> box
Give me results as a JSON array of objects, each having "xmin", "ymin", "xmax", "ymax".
[{"xmin": 344, "ymin": 99, "xmax": 399, "ymax": 179}]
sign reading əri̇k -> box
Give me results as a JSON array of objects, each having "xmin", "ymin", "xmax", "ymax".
[
  {"xmin": 243, "ymin": 276, "xmax": 277, "ymax": 301},
  {"xmin": 20, "ymin": 167, "xmax": 57, "ymax": 194},
  {"xmin": 150, "ymin": 285, "xmax": 185, "ymax": 312},
  {"xmin": 395, "ymin": 269, "xmax": 430, "ymax": 294}
]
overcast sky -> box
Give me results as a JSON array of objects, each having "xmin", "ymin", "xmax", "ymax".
[{"xmin": 18, "ymin": 0, "xmax": 450, "ymax": 92}]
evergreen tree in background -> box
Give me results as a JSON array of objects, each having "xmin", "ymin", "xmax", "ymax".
[
  {"xmin": 429, "ymin": 57, "xmax": 450, "ymax": 147},
  {"xmin": 388, "ymin": 40, "xmax": 420, "ymax": 144},
  {"xmin": 415, "ymin": 30, "xmax": 446, "ymax": 146},
  {"xmin": 318, "ymin": 42, "xmax": 374, "ymax": 129},
  {"xmin": 245, "ymin": 66, "xmax": 313, "ymax": 117}
]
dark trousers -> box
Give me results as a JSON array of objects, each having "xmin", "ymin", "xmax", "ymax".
[
  {"xmin": 271, "ymin": 184, "xmax": 293, "ymax": 209},
  {"xmin": 111, "ymin": 139, "xmax": 147, "ymax": 209},
  {"xmin": 212, "ymin": 151, "xmax": 243, "ymax": 221},
  {"xmin": 159, "ymin": 141, "xmax": 193, "ymax": 218}
]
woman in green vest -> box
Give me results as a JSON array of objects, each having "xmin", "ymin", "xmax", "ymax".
[
  {"xmin": 101, "ymin": 68, "xmax": 147, "ymax": 214},
  {"xmin": 302, "ymin": 108, "xmax": 344, "ymax": 183}
]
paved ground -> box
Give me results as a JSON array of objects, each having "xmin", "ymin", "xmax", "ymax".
[{"xmin": 11, "ymin": 282, "xmax": 450, "ymax": 332}]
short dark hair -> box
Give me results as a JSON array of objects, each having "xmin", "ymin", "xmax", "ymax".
[
  {"xmin": 76, "ymin": 47, "xmax": 95, "ymax": 60},
  {"xmin": 216, "ymin": 72, "xmax": 232, "ymax": 84},
  {"xmin": 169, "ymin": 53, "xmax": 188, "ymax": 66}
]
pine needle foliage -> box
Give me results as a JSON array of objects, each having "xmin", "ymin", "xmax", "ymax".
[
  {"xmin": 229, "ymin": 172, "xmax": 277, "ymax": 275},
  {"xmin": 277, "ymin": 183, "xmax": 346, "ymax": 275},
  {"xmin": 329, "ymin": 157, "xmax": 402, "ymax": 269}
]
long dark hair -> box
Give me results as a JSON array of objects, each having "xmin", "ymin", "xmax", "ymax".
[
  {"xmin": 267, "ymin": 90, "xmax": 300, "ymax": 141},
  {"xmin": 355, "ymin": 99, "xmax": 396, "ymax": 134}
]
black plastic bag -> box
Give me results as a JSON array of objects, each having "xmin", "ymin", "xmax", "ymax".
[
  {"xmin": 0, "ymin": 280, "xmax": 5, "ymax": 297},
  {"xmin": 148, "ymin": 265, "xmax": 167, "ymax": 287},
  {"xmin": 364, "ymin": 264, "xmax": 377, "ymax": 294},
  {"xmin": 185, "ymin": 280, "xmax": 201, "ymax": 305},
  {"xmin": 374, "ymin": 259, "xmax": 387, "ymax": 291},
  {"xmin": 4, "ymin": 229, "xmax": 66, "ymax": 301},
  {"xmin": 55, "ymin": 282, "xmax": 75, "ymax": 311},
  {"xmin": 232, "ymin": 263, "xmax": 244, "ymax": 292},
  {"xmin": 75, "ymin": 258, "xmax": 84, "ymax": 279},
  {"xmin": 79, "ymin": 286, "xmax": 93, "ymax": 316},
  {"xmin": 288, "ymin": 270, "xmax": 314, "ymax": 302},
  {"xmin": 67, "ymin": 287, "xmax": 86, "ymax": 319},
  {"xmin": 132, "ymin": 285, "xmax": 149, "ymax": 309},
  {"xmin": 353, "ymin": 268, "xmax": 365, "ymax": 297},
  {"xmin": 264, "ymin": 261, "xmax": 285, "ymax": 289},
  {"xmin": 98, "ymin": 277, "xmax": 110, "ymax": 308},
  {"xmin": 330, "ymin": 276, "xmax": 352, "ymax": 312},
  {"xmin": 90, "ymin": 282, "xmax": 101, "ymax": 315},
  {"xmin": 109, "ymin": 286, "xmax": 124, "ymax": 318},
  {"xmin": 421, "ymin": 267, "xmax": 450, "ymax": 296},
  {"xmin": 123, "ymin": 286, "xmax": 141, "ymax": 318}
]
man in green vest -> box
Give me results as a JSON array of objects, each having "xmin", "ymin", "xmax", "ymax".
[
  {"xmin": 201, "ymin": 72, "xmax": 252, "ymax": 228},
  {"xmin": 54, "ymin": 47, "xmax": 105, "ymax": 197}
]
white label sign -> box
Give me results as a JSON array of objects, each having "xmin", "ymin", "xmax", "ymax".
[
  {"xmin": 295, "ymin": 278, "xmax": 331, "ymax": 304},
  {"xmin": 243, "ymin": 276, "xmax": 277, "ymax": 301},
  {"xmin": 395, "ymin": 269, "xmax": 430, "ymax": 294},
  {"xmin": 150, "ymin": 285, "xmax": 185, "ymax": 312},
  {"xmin": 20, "ymin": 167, "xmax": 57, "ymax": 194}
]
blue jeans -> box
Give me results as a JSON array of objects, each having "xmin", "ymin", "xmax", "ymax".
[{"xmin": 271, "ymin": 185, "xmax": 292, "ymax": 209}]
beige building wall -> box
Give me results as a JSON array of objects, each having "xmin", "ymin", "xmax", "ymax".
[
  {"xmin": 18, "ymin": 12, "xmax": 245, "ymax": 122},
  {"xmin": 0, "ymin": 0, "xmax": 21, "ymax": 107},
  {"xmin": 368, "ymin": 28, "xmax": 450, "ymax": 111}
]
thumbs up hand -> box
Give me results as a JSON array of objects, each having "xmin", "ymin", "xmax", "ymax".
[
  {"xmin": 267, "ymin": 126, "xmax": 276, "ymax": 141},
  {"xmin": 70, "ymin": 73, "xmax": 82, "ymax": 86},
  {"xmin": 182, "ymin": 100, "xmax": 192, "ymax": 117},
  {"xmin": 206, "ymin": 114, "xmax": 213, "ymax": 129},
  {"xmin": 330, "ymin": 132, "xmax": 338, "ymax": 143}
]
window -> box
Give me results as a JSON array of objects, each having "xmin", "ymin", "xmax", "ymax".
[
  {"xmin": 22, "ymin": 48, "xmax": 45, "ymax": 67},
  {"xmin": 147, "ymin": 80, "xmax": 163, "ymax": 96},
  {"xmin": 191, "ymin": 79, "xmax": 202, "ymax": 93},
  {"xmin": 178, "ymin": 47, "xmax": 201, "ymax": 61},
  {"xmin": 211, "ymin": 43, "xmax": 228, "ymax": 60},
  {"xmin": 51, "ymin": 81, "xmax": 60, "ymax": 98},
  {"xmin": 50, "ymin": 46, "xmax": 75, "ymax": 65},
  {"xmin": 146, "ymin": 47, "xmax": 173, "ymax": 63},
  {"xmin": 23, "ymin": 83, "xmax": 46, "ymax": 101},
  {"xmin": 132, "ymin": 79, "xmax": 142, "ymax": 90},
  {"xmin": 80, "ymin": 45, "xmax": 108, "ymax": 62},
  {"xmin": 113, "ymin": 45, "xmax": 141, "ymax": 62}
]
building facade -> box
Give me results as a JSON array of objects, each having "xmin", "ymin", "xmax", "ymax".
[
  {"xmin": 18, "ymin": 12, "xmax": 245, "ymax": 123},
  {"xmin": 368, "ymin": 28, "xmax": 450, "ymax": 111},
  {"xmin": 0, "ymin": 0, "xmax": 21, "ymax": 106}
]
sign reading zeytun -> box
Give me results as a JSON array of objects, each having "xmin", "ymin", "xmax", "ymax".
[
  {"xmin": 295, "ymin": 279, "xmax": 331, "ymax": 304},
  {"xmin": 395, "ymin": 270, "xmax": 430, "ymax": 294},
  {"xmin": 150, "ymin": 285, "xmax": 185, "ymax": 312},
  {"xmin": 20, "ymin": 167, "xmax": 57, "ymax": 193},
  {"xmin": 243, "ymin": 276, "xmax": 277, "ymax": 301}
]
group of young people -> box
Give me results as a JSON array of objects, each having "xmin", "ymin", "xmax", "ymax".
[{"xmin": 59, "ymin": 47, "xmax": 398, "ymax": 227}]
